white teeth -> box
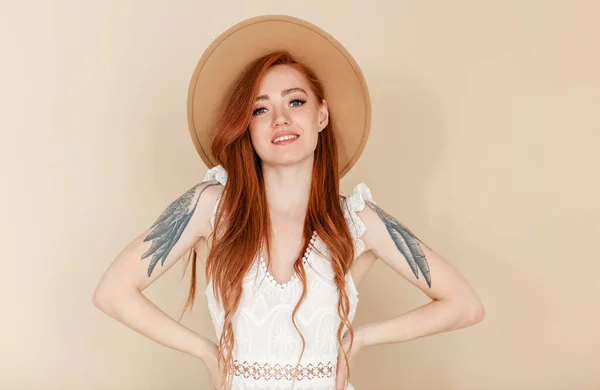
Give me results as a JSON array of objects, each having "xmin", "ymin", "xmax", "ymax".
[{"xmin": 272, "ymin": 134, "xmax": 299, "ymax": 144}]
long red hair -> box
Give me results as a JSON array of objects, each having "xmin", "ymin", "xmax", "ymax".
[{"xmin": 184, "ymin": 51, "xmax": 356, "ymax": 388}]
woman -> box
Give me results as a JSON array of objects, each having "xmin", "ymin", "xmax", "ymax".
[{"xmin": 93, "ymin": 15, "xmax": 484, "ymax": 390}]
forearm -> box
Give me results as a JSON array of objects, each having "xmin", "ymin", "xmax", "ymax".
[
  {"xmin": 359, "ymin": 298, "xmax": 482, "ymax": 347},
  {"xmin": 93, "ymin": 289, "xmax": 216, "ymax": 361}
]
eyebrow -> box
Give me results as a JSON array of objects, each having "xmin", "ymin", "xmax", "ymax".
[{"xmin": 255, "ymin": 87, "xmax": 307, "ymax": 102}]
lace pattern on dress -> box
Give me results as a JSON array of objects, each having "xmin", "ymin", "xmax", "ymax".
[
  {"xmin": 201, "ymin": 165, "xmax": 366, "ymax": 390},
  {"xmin": 230, "ymin": 359, "xmax": 336, "ymax": 381}
]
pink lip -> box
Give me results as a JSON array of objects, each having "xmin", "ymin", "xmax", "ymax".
[
  {"xmin": 273, "ymin": 136, "xmax": 299, "ymax": 146},
  {"xmin": 271, "ymin": 130, "xmax": 299, "ymax": 143}
]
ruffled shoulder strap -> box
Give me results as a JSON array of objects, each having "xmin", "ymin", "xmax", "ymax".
[
  {"xmin": 341, "ymin": 183, "xmax": 375, "ymax": 259},
  {"xmin": 202, "ymin": 164, "xmax": 228, "ymax": 186},
  {"xmin": 202, "ymin": 165, "xmax": 227, "ymax": 229}
]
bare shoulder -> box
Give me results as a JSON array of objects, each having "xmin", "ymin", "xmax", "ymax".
[
  {"xmin": 183, "ymin": 180, "xmax": 221, "ymax": 269},
  {"xmin": 192, "ymin": 180, "xmax": 224, "ymax": 238}
]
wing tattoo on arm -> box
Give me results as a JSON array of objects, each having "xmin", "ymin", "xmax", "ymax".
[
  {"xmin": 366, "ymin": 200, "xmax": 432, "ymax": 288},
  {"xmin": 141, "ymin": 183, "xmax": 220, "ymax": 277}
]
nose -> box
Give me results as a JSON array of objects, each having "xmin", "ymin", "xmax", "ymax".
[{"xmin": 272, "ymin": 107, "xmax": 291, "ymax": 128}]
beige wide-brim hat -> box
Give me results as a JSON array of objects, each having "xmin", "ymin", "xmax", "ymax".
[{"xmin": 187, "ymin": 14, "xmax": 371, "ymax": 178}]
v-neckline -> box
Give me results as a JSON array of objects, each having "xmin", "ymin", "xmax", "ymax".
[{"xmin": 259, "ymin": 231, "xmax": 318, "ymax": 289}]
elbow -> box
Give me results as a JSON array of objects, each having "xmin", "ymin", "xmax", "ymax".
[
  {"xmin": 460, "ymin": 295, "xmax": 485, "ymax": 327},
  {"xmin": 93, "ymin": 266, "xmax": 144, "ymax": 317},
  {"xmin": 445, "ymin": 293, "xmax": 485, "ymax": 329},
  {"xmin": 93, "ymin": 282, "xmax": 128, "ymax": 317},
  {"xmin": 93, "ymin": 279, "xmax": 142, "ymax": 318},
  {"xmin": 466, "ymin": 298, "xmax": 485, "ymax": 325},
  {"xmin": 92, "ymin": 284, "xmax": 113, "ymax": 314}
]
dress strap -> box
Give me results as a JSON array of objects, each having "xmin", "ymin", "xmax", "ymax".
[
  {"xmin": 342, "ymin": 183, "xmax": 375, "ymax": 259},
  {"xmin": 202, "ymin": 164, "xmax": 228, "ymax": 186},
  {"xmin": 202, "ymin": 165, "xmax": 227, "ymax": 229}
]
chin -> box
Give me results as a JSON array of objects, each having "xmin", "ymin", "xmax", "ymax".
[
  {"xmin": 261, "ymin": 152, "xmax": 314, "ymax": 168},
  {"xmin": 254, "ymin": 140, "xmax": 318, "ymax": 167}
]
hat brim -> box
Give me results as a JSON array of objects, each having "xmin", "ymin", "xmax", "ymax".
[{"xmin": 187, "ymin": 14, "xmax": 371, "ymax": 178}]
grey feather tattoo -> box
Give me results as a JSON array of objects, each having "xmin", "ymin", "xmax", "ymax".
[
  {"xmin": 365, "ymin": 200, "xmax": 432, "ymax": 288},
  {"xmin": 141, "ymin": 183, "xmax": 220, "ymax": 277}
]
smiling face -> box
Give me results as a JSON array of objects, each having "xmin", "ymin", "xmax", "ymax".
[{"xmin": 248, "ymin": 64, "xmax": 329, "ymax": 168}]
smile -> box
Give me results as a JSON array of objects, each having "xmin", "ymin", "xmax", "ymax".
[{"xmin": 272, "ymin": 134, "xmax": 300, "ymax": 144}]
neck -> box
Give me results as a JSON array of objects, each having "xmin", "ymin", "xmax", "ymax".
[{"xmin": 261, "ymin": 157, "xmax": 313, "ymax": 220}]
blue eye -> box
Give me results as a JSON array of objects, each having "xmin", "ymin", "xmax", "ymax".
[
  {"xmin": 252, "ymin": 107, "xmax": 267, "ymax": 116},
  {"xmin": 252, "ymin": 99, "xmax": 306, "ymax": 116},
  {"xmin": 290, "ymin": 99, "xmax": 306, "ymax": 107}
]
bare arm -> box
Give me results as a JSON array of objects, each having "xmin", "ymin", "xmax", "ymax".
[
  {"xmin": 92, "ymin": 181, "xmax": 223, "ymax": 362},
  {"xmin": 355, "ymin": 201, "xmax": 485, "ymax": 347}
]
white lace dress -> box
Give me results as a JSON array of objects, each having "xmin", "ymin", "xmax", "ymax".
[{"xmin": 202, "ymin": 165, "xmax": 374, "ymax": 390}]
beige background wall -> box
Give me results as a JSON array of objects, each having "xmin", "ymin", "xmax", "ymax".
[{"xmin": 2, "ymin": 1, "xmax": 599, "ymax": 389}]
